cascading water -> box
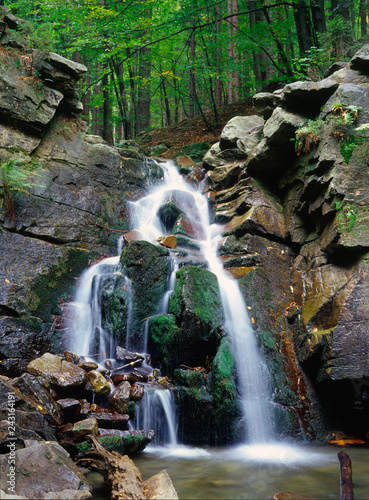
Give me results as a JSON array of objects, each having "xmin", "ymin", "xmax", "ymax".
[{"xmin": 129, "ymin": 160, "xmax": 275, "ymax": 444}]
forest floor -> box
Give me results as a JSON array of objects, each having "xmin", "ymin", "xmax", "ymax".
[{"xmin": 136, "ymin": 97, "xmax": 255, "ymax": 159}]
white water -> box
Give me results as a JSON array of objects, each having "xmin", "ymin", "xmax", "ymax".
[
  {"xmin": 130, "ymin": 160, "xmax": 274, "ymax": 443},
  {"xmin": 135, "ymin": 389, "xmax": 178, "ymax": 445}
]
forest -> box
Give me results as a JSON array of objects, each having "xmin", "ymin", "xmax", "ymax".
[{"xmin": 3, "ymin": 1, "xmax": 369, "ymax": 143}]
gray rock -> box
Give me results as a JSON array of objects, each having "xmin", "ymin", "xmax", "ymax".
[
  {"xmin": 0, "ymin": 440, "xmax": 91, "ymax": 498},
  {"xmin": 350, "ymin": 43, "xmax": 369, "ymax": 73},
  {"xmin": 281, "ymin": 80, "xmax": 339, "ymax": 117},
  {"xmin": 42, "ymin": 52, "xmax": 87, "ymax": 80},
  {"xmin": 263, "ymin": 107, "xmax": 305, "ymax": 147},
  {"xmin": 237, "ymin": 128, "xmax": 263, "ymax": 154},
  {"xmin": 219, "ymin": 115, "xmax": 265, "ymax": 150},
  {"xmin": 319, "ymin": 83, "xmax": 369, "ymax": 125},
  {"xmin": 252, "ymin": 91, "xmax": 283, "ymax": 118}
]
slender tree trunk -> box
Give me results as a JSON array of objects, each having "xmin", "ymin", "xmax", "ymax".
[
  {"xmin": 113, "ymin": 59, "xmax": 131, "ymax": 139},
  {"xmin": 261, "ymin": 1, "xmax": 293, "ymax": 75},
  {"xmin": 102, "ymin": 73, "xmax": 112, "ymax": 144},
  {"xmin": 311, "ymin": 0, "xmax": 327, "ymax": 35},
  {"xmin": 92, "ymin": 62, "xmax": 103, "ymax": 137},
  {"xmin": 189, "ymin": 28, "xmax": 196, "ymax": 119},
  {"xmin": 360, "ymin": 0, "xmax": 367, "ymax": 37},
  {"xmin": 81, "ymin": 56, "xmax": 91, "ymax": 128},
  {"xmin": 215, "ymin": 5, "xmax": 222, "ymax": 109},
  {"xmin": 161, "ymin": 77, "xmax": 171, "ymax": 126},
  {"xmin": 137, "ymin": 45, "xmax": 151, "ymax": 132},
  {"xmin": 126, "ymin": 48, "xmax": 139, "ymax": 137},
  {"xmin": 227, "ymin": 0, "xmax": 239, "ymax": 104},
  {"xmin": 293, "ymin": 1, "xmax": 315, "ymax": 55}
]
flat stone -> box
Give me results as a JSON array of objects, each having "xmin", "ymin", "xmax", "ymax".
[
  {"xmin": 27, "ymin": 353, "xmax": 87, "ymax": 388},
  {"xmin": 220, "ymin": 115, "xmax": 265, "ymax": 150},
  {"xmin": 350, "ymin": 43, "xmax": 369, "ymax": 73},
  {"xmin": 86, "ymin": 412, "xmax": 129, "ymax": 430},
  {"xmin": 145, "ymin": 469, "xmax": 179, "ymax": 499},
  {"xmin": 157, "ymin": 235, "xmax": 177, "ymax": 249},
  {"xmin": 72, "ymin": 418, "xmax": 98, "ymax": 441}
]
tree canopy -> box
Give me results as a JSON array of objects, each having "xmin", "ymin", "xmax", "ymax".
[{"xmin": 5, "ymin": 0, "xmax": 369, "ymax": 142}]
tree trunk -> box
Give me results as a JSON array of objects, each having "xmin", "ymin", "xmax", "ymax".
[
  {"xmin": 188, "ymin": 29, "xmax": 196, "ymax": 119},
  {"xmin": 311, "ymin": 0, "xmax": 327, "ymax": 34},
  {"xmin": 102, "ymin": 73, "xmax": 111, "ymax": 144},
  {"xmin": 360, "ymin": 0, "xmax": 367, "ymax": 37},
  {"xmin": 215, "ymin": 5, "xmax": 222, "ymax": 108},
  {"xmin": 137, "ymin": 45, "xmax": 151, "ymax": 132},
  {"xmin": 161, "ymin": 77, "xmax": 171, "ymax": 126},
  {"xmin": 293, "ymin": 1, "xmax": 315, "ymax": 55},
  {"xmin": 227, "ymin": 0, "xmax": 239, "ymax": 104}
]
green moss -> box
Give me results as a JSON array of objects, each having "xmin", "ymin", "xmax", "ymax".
[
  {"xmin": 25, "ymin": 248, "xmax": 94, "ymax": 321},
  {"xmin": 169, "ymin": 265, "xmax": 223, "ymax": 335},
  {"xmin": 173, "ymin": 142, "xmax": 210, "ymax": 161},
  {"xmin": 74, "ymin": 434, "xmax": 150, "ymax": 455},
  {"xmin": 148, "ymin": 314, "xmax": 180, "ymax": 375},
  {"xmin": 173, "ymin": 368, "xmax": 207, "ymax": 388}
]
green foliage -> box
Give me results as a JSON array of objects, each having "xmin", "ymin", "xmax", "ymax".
[
  {"xmin": 0, "ymin": 158, "xmax": 44, "ymax": 219},
  {"xmin": 335, "ymin": 201, "xmax": 358, "ymax": 232},
  {"xmin": 292, "ymin": 47, "xmax": 328, "ymax": 81},
  {"xmin": 293, "ymin": 119, "xmax": 323, "ymax": 155},
  {"xmin": 320, "ymin": 15, "xmax": 353, "ymax": 61}
]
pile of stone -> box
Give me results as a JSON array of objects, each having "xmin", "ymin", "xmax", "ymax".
[{"xmin": 0, "ymin": 348, "xmax": 178, "ymax": 499}]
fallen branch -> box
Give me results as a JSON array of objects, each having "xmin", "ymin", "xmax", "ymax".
[{"xmin": 338, "ymin": 450, "xmax": 354, "ymax": 500}]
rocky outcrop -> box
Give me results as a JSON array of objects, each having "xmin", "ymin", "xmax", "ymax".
[{"xmin": 202, "ymin": 44, "xmax": 369, "ymax": 441}]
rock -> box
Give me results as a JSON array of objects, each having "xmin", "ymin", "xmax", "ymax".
[
  {"xmin": 120, "ymin": 241, "xmax": 170, "ymax": 349},
  {"xmin": 130, "ymin": 382, "xmax": 145, "ymax": 401},
  {"xmin": 86, "ymin": 412, "xmax": 129, "ymax": 430},
  {"xmin": 75, "ymin": 431, "xmax": 153, "ymax": 454},
  {"xmin": 281, "ymin": 80, "xmax": 339, "ymax": 118},
  {"xmin": 319, "ymin": 83, "xmax": 369, "ymax": 125},
  {"xmin": 27, "ymin": 353, "xmax": 87, "ymax": 388},
  {"xmin": 219, "ymin": 115, "xmax": 265, "ymax": 150},
  {"xmin": 252, "ymin": 91, "xmax": 283, "ymax": 118},
  {"xmin": 64, "ymin": 351, "xmax": 80, "ymax": 364},
  {"xmin": 270, "ymin": 493, "xmax": 312, "ymax": 500},
  {"xmin": 172, "ymin": 213, "xmax": 205, "ymax": 239},
  {"xmin": 263, "ymin": 107, "xmax": 305, "ymax": 147},
  {"xmin": 11, "ymin": 372, "xmax": 63, "ymax": 426},
  {"xmin": 72, "ymin": 417, "xmax": 98, "ymax": 441},
  {"xmin": 57, "ymin": 398, "xmax": 80, "ymax": 418},
  {"xmin": 43, "ymin": 490, "xmax": 92, "ymax": 500},
  {"xmin": 150, "ymin": 143, "xmax": 169, "ymax": 156},
  {"xmin": 237, "ymin": 127, "xmax": 264, "ymax": 154},
  {"xmin": 77, "ymin": 361, "xmax": 98, "ymax": 372},
  {"xmin": 148, "ymin": 315, "xmax": 181, "ymax": 375},
  {"xmin": 168, "ymin": 265, "xmax": 223, "ymax": 368},
  {"xmin": 157, "ymin": 234, "xmax": 177, "ymax": 248},
  {"xmin": 108, "ymin": 380, "xmax": 131, "ymax": 414},
  {"xmin": 0, "ymin": 440, "xmax": 91, "ymax": 498},
  {"xmin": 350, "ymin": 43, "xmax": 369, "ymax": 73},
  {"xmin": 145, "ymin": 470, "xmax": 179, "ymax": 500},
  {"xmin": 35, "ymin": 51, "xmax": 88, "ymax": 80},
  {"xmin": 157, "ymin": 202, "xmax": 184, "ymax": 232},
  {"xmin": 116, "ymin": 346, "xmax": 144, "ymax": 363},
  {"xmin": 87, "ymin": 370, "xmax": 111, "ymax": 395}
]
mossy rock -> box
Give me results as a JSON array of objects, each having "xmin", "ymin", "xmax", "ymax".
[
  {"xmin": 210, "ymin": 337, "xmax": 241, "ymax": 444},
  {"xmin": 168, "ymin": 265, "xmax": 224, "ymax": 367},
  {"xmin": 173, "ymin": 368, "xmax": 207, "ymax": 388},
  {"xmin": 175, "ymin": 386, "xmax": 213, "ymax": 445},
  {"xmin": 100, "ymin": 273, "xmax": 130, "ymax": 345},
  {"xmin": 157, "ymin": 202, "xmax": 184, "ymax": 232},
  {"xmin": 121, "ymin": 240, "xmax": 170, "ymax": 349},
  {"xmin": 74, "ymin": 434, "xmax": 150, "ymax": 455},
  {"xmin": 148, "ymin": 314, "xmax": 180, "ymax": 375}
]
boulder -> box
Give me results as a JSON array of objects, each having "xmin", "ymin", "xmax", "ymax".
[
  {"xmin": 72, "ymin": 417, "xmax": 98, "ymax": 441},
  {"xmin": 168, "ymin": 265, "xmax": 223, "ymax": 368},
  {"xmin": 281, "ymin": 80, "xmax": 339, "ymax": 118},
  {"xmin": 108, "ymin": 380, "xmax": 131, "ymax": 414},
  {"xmin": 219, "ymin": 115, "xmax": 265, "ymax": 150},
  {"xmin": 0, "ymin": 440, "xmax": 91, "ymax": 498},
  {"xmin": 120, "ymin": 240, "xmax": 170, "ymax": 348},
  {"xmin": 27, "ymin": 353, "xmax": 87, "ymax": 388},
  {"xmin": 252, "ymin": 91, "xmax": 283, "ymax": 118},
  {"xmin": 350, "ymin": 43, "xmax": 369, "ymax": 73},
  {"xmin": 263, "ymin": 107, "xmax": 305, "ymax": 147},
  {"xmin": 87, "ymin": 370, "xmax": 111, "ymax": 396},
  {"xmin": 145, "ymin": 470, "xmax": 179, "ymax": 500}
]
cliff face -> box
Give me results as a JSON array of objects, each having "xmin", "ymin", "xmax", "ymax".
[
  {"xmin": 203, "ymin": 46, "xmax": 369, "ymax": 441},
  {"xmin": 0, "ymin": 7, "xmax": 162, "ymax": 369},
  {"xmin": 1, "ymin": 4, "xmax": 369, "ymax": 443}
]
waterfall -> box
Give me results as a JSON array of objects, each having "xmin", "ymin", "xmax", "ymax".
[
  {"xmin": 67, "ymin": 254, "xmax": 121, "ymax": 360},
  {"xmin": 130, "ymin": 160, "xmax": 275, "ymax": 443},
  {"xmin": 135, "ymin": 389, "xmax": 177, "ymax": 445}
]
